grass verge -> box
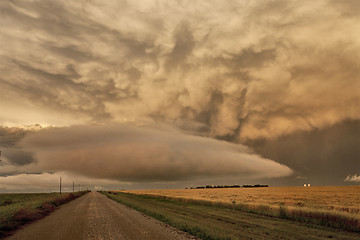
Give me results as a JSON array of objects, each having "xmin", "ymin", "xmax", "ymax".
[
  {"xmin": 0, "ymin": 191, "xmax": 89, "ymax": 238},
  {"xmin": 101, "ymin": 191, "xmax": 360, "ymax": 240}
]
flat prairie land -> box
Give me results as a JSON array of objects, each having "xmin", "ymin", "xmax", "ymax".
[
  {"xmin": 103, "ymin": 191, "xmax": 360, "ymax": 240},
  {"xmin": 126, "ymin": 186, "xmax": 360, "ymax": 215},
  {"xmin": 124, "ymin": 186, "xmax": 360, "ymax": 234}
]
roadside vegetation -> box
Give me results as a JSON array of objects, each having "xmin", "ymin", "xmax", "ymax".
[
  {"xmin": 0, "ymin": 191, "xmax": 89, "ymax": 238},
  {"xmin": 101, "ymin": 191, "xmax": 360, "ymax": 240}
]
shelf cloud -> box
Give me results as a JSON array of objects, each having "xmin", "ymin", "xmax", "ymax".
[{"xmin": 18, "ymin": 124, "xmax": 292, "ymax": 182}]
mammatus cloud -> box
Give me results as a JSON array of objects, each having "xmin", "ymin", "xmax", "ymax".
[
  {"xmin": 345, "ymin": 174, "xmax": 360, "ymax": 183},
  {"xmin": 0, "ymin": 0, "xmax": 360, "ymax": 141},
  {"xmin": 18, "ymin": 125, "xmax": 292, "ymax": 182}
]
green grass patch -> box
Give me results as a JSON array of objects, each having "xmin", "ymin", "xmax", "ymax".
[{"xmin": 0, "ymin": 191, "xmax": 89, "ymax": 238}]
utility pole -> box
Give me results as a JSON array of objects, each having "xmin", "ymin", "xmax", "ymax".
[
  {"xmin": 60, "ymin": 177, "xmax": 62, "ymax": 194},
  {"xmin": 73, "ymin": 181, "xmax": 74, "ymax": 193}
]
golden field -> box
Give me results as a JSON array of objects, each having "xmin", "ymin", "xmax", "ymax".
[
  {"xmin": 106, "ymin": 190, "xmax": 360, "ymax": 239},
  {"xmin": 125, "ymin": 186, "xmax": 360, "ymax": 216}
]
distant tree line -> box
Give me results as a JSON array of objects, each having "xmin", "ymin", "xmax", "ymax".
[{"xmin": 187, "ymin": 184, "xmax": 268, "ymax": 189}]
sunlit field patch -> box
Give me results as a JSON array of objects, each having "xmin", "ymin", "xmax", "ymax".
[
  {"xmin": 126, "ymin": 186, "xmax": 360, "ymax": 214},
  {"xmin": 124, "ymin": 186, "xmax": 360, "ymax": 232}
]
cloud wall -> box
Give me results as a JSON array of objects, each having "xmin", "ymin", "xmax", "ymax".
[{"xmin": 18, "ymin": 125, "xmax": 292, "ymax": 181}]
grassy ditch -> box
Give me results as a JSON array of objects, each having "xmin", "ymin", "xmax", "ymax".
[
  {"xmin": 0, "ymin": 191, "xmax": 89, "ymax": 238},
  {"xmin": 101, "ymin": 191, "xmax": 360, "ymax": 240}
]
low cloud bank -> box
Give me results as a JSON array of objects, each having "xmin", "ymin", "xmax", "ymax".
[
  {"xmin": 345, "ymin": 174, "xmax": 360, "ymax": 183},
  {"xmin": 0, "ymin": 172, "xmax": 121, "ymax": 192},
  {"xmin": 19, "ymin": 124, "xmax": 292, "ymax": 182}
]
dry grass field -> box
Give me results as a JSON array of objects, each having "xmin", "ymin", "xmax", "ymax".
[
  {"xmin": 126, "ymin": 186, "xmax": 360, "ymax": 215},
  {"xmin": 104, "ymin": 190, "xmax": 360, "ymax": 239},
  {"xmin": 125, "ymin": 186, "xmax": 360, "ymax": 232}
]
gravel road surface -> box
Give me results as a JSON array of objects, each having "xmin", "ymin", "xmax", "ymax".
[{"xmin": 7, "ymin": 191, "xmax": 197, "ymax": 240}]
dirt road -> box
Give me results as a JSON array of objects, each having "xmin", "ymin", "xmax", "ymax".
[{"xmin": 6, "ymin": 191, "xmax": 196, "ymax": 240}]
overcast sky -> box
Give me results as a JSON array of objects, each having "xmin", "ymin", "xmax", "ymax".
[{"xmin": 0, "ymin": 0, "xmax": 359, "ymax": 192}]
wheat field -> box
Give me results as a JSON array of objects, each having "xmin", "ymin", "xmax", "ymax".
[{"xmin": 125, "ymin": 186, "xmax": 360, "ymax": 216}]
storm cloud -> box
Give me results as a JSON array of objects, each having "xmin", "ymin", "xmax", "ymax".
[
  {"xmin": 18, "ymin": 124, "xmax": 292, "ymax": 181},
  {"xmin": 1, "ymin": 0, "xmax": 359, "ymax": 140},
  {"xmin": 246, "ymin": 120, "xmax": 360, "ymax": 186},
  {"xmin": 0, "ymin": 126, "xmax": 36, "ymax": 165},
  {"xmin": 0, "ymin": 0, "xmax": 359, "ymax": 189}
]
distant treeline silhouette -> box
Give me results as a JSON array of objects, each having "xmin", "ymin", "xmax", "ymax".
[{"xmin": 187, "ymin": 184, "xmax": 268, "ymax": 189}]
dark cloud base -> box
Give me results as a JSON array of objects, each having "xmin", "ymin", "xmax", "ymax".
[
  {"xmin": 0, "ymin": 126, "xmax": 35, "ymax": 165},
  {"xmin": 247, "ymin": 120, "xmax": 360, "ymax": 186},
  {"xmin": 18, "ymin": 124, "xmax": 292, "ymax": 182}
]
